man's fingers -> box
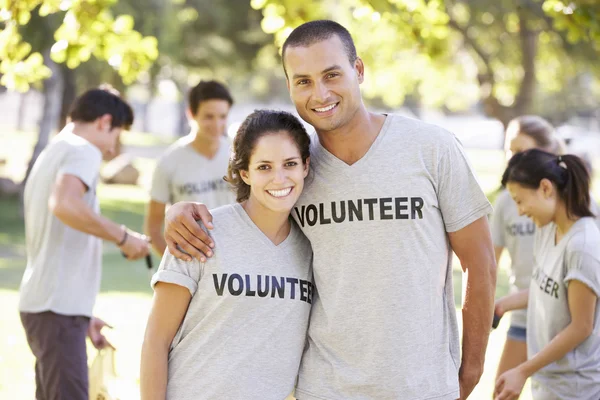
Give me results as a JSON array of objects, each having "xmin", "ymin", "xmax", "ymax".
[
  {"xmin": 179, "ymin": 214, "xmax": 214, "ymax": 250},
  {"xmin": 194, "ymin": 204, "xmax": 214, "ymax": 231},
  {"xmin": 166, "ymin": 236, "xmax": 191, "ymax": 261},
  {"xmin": 169, "ymin": 230, "xmax": 206, "ymax": 262}
]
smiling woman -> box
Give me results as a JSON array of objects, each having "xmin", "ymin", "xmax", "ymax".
[{"xmin": 140, "ymin": 110, "xmax": 314, "ymax": 400}]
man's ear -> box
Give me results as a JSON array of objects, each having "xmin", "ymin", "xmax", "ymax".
[
  {"xmin": 355, "ymin": 57, "xmax": 365, "ymax": 84},
  {"xmin": 97, "ymin": 114, "xmax": 113, "ymax": 132}
]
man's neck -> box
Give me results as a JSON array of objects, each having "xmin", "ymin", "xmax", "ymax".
[
  {"xmin": 317, "ymin": 108, "xmax": 386, "ymax": 165},
  {"xmin": 189, "ymin": 132, "xmax": 221, "ymax": 159}
]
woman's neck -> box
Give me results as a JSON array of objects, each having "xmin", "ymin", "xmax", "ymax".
[
  {"xmin": 554, "ymin": 201, "xmax": 580, "ymax": 244},
  {"xmin": 241, "ymin": 198, "xmax": 291, "ymax": 245}
]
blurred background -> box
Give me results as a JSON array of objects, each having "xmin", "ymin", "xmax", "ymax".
[{"xmin": 0, "ymin": 0, "xmax": 599, "ymax": 398}]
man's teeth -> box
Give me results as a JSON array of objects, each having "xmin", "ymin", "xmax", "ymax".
[
  {"xmin": 268, "ymin": 188, "xmax": 292, "ymax": 197},
  {"xmin": 315, "ymin": 103, "xmax": 337, "ymax": 112}
]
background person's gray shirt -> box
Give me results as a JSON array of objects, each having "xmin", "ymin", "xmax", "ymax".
[
  {"xmin": 19, "ymin": 129, "xmax": 102, "ymax": 317},
  {"xmin": 150, "ymin": 135, "xmax": 235, "ymax": 208},
  {"xmin": 151, "ymin": 203, "xmax": 313, "ymax": 400},
  {"xmin": 293, "ymin": 115, "xmax": 493, "ymax": 400},
  {"xmin": 491, "ymin": 189, "xmax": 535, "ymax": 328},
  {"xmin": 528, "ymin": 217, "xmax": 600, "ymax": 400}
]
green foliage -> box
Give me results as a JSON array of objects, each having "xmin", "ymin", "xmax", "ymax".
[
  {"xmin": 252, "ymin": 0, "xmax": 600, "ymax": 119},
  {"xmin": 0, "ymin": 0, "xmax": 158, "ymax": 91}
]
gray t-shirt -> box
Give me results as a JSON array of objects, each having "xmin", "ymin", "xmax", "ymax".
[
  {"xmin": 492, "ymin": 191, "xmax": 600, "ymax": 329},
  {"xmin": 19, "ymin": 129, "xmax": 102, "ymax": 317},
  {"xmin": 150, "ymin": 135, "xmax": 235, "ymax": 208},
  {"xmin": 151, "ymin": 203, "xmax": 313, "ymax": 400},
  {"xmin": 293, "ymin": 115, "xmax": 493, "ymax": 400},
  {"xmin": 491, "ymin": 190, "xmax": 536, "ymax": 328},
  {"xmin": 527, "ymin": 217, "xmax": 600, "ymax": 400}
]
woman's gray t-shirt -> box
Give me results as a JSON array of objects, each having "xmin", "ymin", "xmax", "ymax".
[
  {"xmin": 151, "ymin": 203, "xmax": 313, "ymax": 400},
  {"xmin": 528, "ymin": 217, "xmax": 600, "ymax": 400}
]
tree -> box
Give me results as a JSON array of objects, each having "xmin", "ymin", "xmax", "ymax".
[
  {"xmin": 0, "ymin": 0, "xmax": 158, "ymax": 185},
  {"xmin": 251, "ymin": 0, "xmax": 600, "ymax": 128}
]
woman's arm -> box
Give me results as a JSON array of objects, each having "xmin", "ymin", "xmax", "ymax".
[
  {"xmin": 140, "ymin": 282, "xmax": 192, "ymax": 400},
  {"xmin": 495, "ymin": 280, "xmax": 597, "ymax": 399},
  {"xmin": 495, "ymin": 289, "xmax": 529, "ymax": 317}
]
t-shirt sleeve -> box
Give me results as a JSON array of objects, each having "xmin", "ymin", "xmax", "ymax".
[
  {"xmin": 564, "ymin": 250, "xmax": 600, "ymax": 298},
  {"xmin": 151, "ymin": 250, "xmax": 203, "ymax": 296},
  {"xmin": 149, "ymin": 158, "xmax": 171, "ymax": 204},
  {"xmin": 491, "ymin": 193, "xmax": 507, "ymax": 247},
  {"xmin": 436, "ymin": 131, "xmax": 493, "ymax": 232},
  {"xmin": 57, "ymin": 145, "xmax": 101, "ymax": 190}
]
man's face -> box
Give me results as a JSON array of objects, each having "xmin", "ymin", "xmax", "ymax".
[
  {"xmin": 94, "ymin": 114, "xmax": 122, "ymax": 159},
  {"xmin": 192, "ymin": 99, "xmax": 230, "ymax": 140},
  {"xmin": 285, "ymin": 35, "xmax": 364, "ymax": 134}
]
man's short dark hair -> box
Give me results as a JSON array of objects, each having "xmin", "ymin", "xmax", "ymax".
[
  {"xmin": 188, "ymin": 80, "xmax": 234, "ymax": 116},
  {"xmin": 282, "ymin": 20, "xmax": 358, "ymax": 77},
  {"xmin": 69, "ymin": 87, "xmax": 134, "ymax": 130}
]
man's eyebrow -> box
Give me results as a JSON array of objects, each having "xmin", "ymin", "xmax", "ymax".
[{"xmin": 292, "ymin": 65, "xmax": 342, "ymax": 80}]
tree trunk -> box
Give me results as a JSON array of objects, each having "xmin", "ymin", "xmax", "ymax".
[
  {"xmin": 58, "ymin": 65, "xmax": 77, "ymax": 130},
  {"xmin": 16, "ymin": 91, "xmax": 29, "ymax": 131},
  {"xmin": 21, "ymin": 51, "xmax": 64, "ymax": 186},
  {"xmin": 174, "ymin": 80, "xmax": 190, "ymax": 137}
]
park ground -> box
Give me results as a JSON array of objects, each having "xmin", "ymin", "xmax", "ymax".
[{"xmin": 2, "ymin": 129, "xmax": 599, "ymax": 399}]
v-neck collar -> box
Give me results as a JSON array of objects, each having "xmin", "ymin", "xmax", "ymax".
[
  {"xmin": 232, "ymin": 203, "xmax": 298, "ymax": 250},
  {"xmin": 312, "ymin": 114, "xmax": 392, "ymax": 172}
]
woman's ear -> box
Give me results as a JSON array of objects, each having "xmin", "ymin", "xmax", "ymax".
[
  {"xmin": 303, "ymin": 157, "xmax": 310, "ymax": 178},
  {"xmin": 539, "ymin": 178, "xmax": 555, "ymax": 199},
  {"xmin": 240, "ymin": 169, "xmax": 250, "ymax": 186}
]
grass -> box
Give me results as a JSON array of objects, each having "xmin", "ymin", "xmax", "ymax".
[{"xmin": 5, "ymin": 128, "xmax": 600, "ymax": 399}]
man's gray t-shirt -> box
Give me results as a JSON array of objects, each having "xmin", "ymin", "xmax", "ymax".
[
  {"xmin": 527, "ymin": 217, "xmax": 600, "ymax": 400},
  {"xmin": 151, "ymin": 203, "xmax": 313, "ymax": 400},
  {"xmin": 293, "ymin": 115, "xmax": 493, "ymax": 400},
  {"xmin": 150, "ymin": 135, "xmax": 235, "ymax": 208},
  {"xmin": 19, "ymin": 130, "xmax": 102, "ymax": 317},
  {"xmin": 491, "ymin": 190, "xmax": 535, "ymax": 328}
]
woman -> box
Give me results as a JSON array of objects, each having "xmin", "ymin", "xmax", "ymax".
[
  {"xmin": 494, "ymin": 149, "xmax": 600, "ymax": 400},
  {"xmin": 140, "ymin": 110, "xmax": 313, "ymax": 399},
  {"xmin": 491, "ymin": 116, "xmax": 565, "ymax": 382}
]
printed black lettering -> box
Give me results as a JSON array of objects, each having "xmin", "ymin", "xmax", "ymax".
[
  {"xmin": 395, "ymin": 197, "xmax": 409, "ymax": 219},
  {"xmin": 294, "ymin": 206, "xmax": 306, "ymax": 228},
  {"xmin": 544, "ymin": 277, "xmax": 553, "ymax": 295},
  {"xmin": 364, "ymin": 198, "xmax": 377, "ymax": 220},
  {"xmin": 380, "ymin": 198, "xmax": 393, "ymax": 220},
  {"xmin": 307, "ymin": 282, "xmax": 313, "ymax": 304},
  {"xmin": 332, "ymin": 201, "xmax": 346, "ymax": 223},
  {"xmin": 228, "ymin": 273, "xmax": 243, "ymax": 296},
  {"xmin": 411, "ymin": 197, "xmax": 424, "ymax": 219},
  {"xmin": 271, "ymin": 276, "xmax": 285, "ymax": 298},
  {"xmin": 245, "ymin": 274, "xmax": 256, "ymax": 296},
  {"xmin": 257, "ymin": 275, "xmax": 269, "ymax": 297},
  {"xmin": 348, "ymin": 199, "xmax": 363, "ymax": 221},
  {"xmin": 299, "ymin": 280, "xmax": 308, "ymax": 302},
  {"xmin": 319, "ymin": 203, "xmax": 331, "ymax": 225},
  {"xmin": 286, "ymin": 277, "xmax": 299, "ymax": 299},
  {"xmin": 306, "ymin": 204, "xmax": 318, "ymax": 226},
  {"xmin": 551, "ymin": 282, "xmax": 560, "ymax": 299},
  {"xmin": 213, "ymin": 273, "xmax": 228, "ymax": 296}
]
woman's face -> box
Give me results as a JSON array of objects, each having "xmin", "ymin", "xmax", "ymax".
[
  {"xmin": 505, "ymin": 133, "xmax": 538, "ymax": 161},
  {"xmin": 506, "ymin": 180, "xmax": 558, "ymax": 227},
  {"xmin": 241, "ymin": 131, "xmax": 309, "ymax": 214}
]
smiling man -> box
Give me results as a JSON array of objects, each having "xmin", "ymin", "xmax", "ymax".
[{"xmin": 163, "ymin": 20, "xmax": 497, "ymax": 400}]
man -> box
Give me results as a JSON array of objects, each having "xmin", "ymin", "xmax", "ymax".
[
  {"xmin": 163, "ymin": 21, "xmax": 496, "ymax": 400},
  {"xmin": 19, "ymin": 87, "xmax": 150, "ymax": 400},
  {"xmin": 144, "ymin": 80, "xmax": 235, "ymax": 255}
]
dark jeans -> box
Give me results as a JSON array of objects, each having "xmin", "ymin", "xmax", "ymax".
[{"xmin": 20, "ymin": 311, "xmax": 90, "ymax": 400}]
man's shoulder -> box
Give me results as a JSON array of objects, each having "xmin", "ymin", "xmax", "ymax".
[{"xmin": 385, "ymin": 114, "xmax": 455, "ymax": 145}]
